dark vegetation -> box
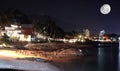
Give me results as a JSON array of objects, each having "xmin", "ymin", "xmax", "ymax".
[
  {"xmin": 0, "ymin": 33, "xmax": 10, "ymax": 44},
  {"xmin": 0, "ymin": 9, "xmax": 65, "ymax": 39}
]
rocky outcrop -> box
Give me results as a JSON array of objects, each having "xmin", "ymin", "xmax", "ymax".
[{"xmin": 16, "ymin": 48, "xmax": 83, "ymax": 60}]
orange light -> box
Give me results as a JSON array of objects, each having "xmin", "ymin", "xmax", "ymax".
[{"xmin": 0, "ymin": 50, "xmax": 34, "ymax": 58}]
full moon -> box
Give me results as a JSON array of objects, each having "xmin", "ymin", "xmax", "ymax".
[{"xmin": 100, "ymin": 4, "xmax": 111, "ymax": 14}]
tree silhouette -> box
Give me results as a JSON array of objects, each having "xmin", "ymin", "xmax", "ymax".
[
  {"xmin": 44, "ymin": 16, "xmax": 56, "ymax": 37},
  {"xmin": 5, "ymin": 9, "xmax": 29, "ymax": 24},
  {"xmin": 32, "ymin": 15, "xmax": 65, "ymax": 38}
]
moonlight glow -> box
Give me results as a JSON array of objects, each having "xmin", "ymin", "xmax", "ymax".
[{"xmin": 100, "ymin": 4, "xmax": 111, "ymax": 14}]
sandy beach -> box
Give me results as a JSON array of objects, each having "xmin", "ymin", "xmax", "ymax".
[{"xmin": 0, "ymin": 49, "xmax": 60, "ymax": 71}]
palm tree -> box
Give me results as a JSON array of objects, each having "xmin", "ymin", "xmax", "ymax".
[
  {"xmin": 44, "ymin": 16, "xmax": 56, "ymax": 37},
  {"xmin": 32, "ymin": 15, "xmax": 65, "ymax": 38}
]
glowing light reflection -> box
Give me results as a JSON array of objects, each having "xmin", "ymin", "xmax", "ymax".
[{"xmin": 118, "ymin": 42, "xmax": 120, "ymax": 71}]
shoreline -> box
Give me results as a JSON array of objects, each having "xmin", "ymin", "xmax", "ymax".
[
  {"xmin": 0, "ymin": 47, "xmax": 83, "ymax": 71},
  {"xmin": 0, "ymin": 42, "xmax": 119, "ymax": 71},
  {"xmin": 0, "ymin": 51, "xmax": 61, "ymax": 71}
]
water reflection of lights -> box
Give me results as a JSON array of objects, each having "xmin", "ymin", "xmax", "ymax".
[
  {"xmin": 118, "ymin": 42, "xmax": 120, "ymax": 71},
  {"xmin": 98, "ymin": 47, "xmax": 104, "ymax": 71}
]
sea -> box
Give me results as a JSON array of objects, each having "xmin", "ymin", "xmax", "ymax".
[{"xmin": 54, "ymin": 42, "xmax": 120, "ymax": 71}]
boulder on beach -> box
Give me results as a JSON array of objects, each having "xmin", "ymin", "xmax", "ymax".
[{"xmin": 57, "ymin": 48, "xmax": 83, "ymax": 57}]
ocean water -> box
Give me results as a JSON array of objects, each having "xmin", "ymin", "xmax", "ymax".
[{"xmin": 55, "ymin": 42, "xmax": 120, "ymax": 71}]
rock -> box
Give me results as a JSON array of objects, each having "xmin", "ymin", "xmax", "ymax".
[{"xmin": 57, "ymin": 48, "xmax": 82, "ymax": 57}]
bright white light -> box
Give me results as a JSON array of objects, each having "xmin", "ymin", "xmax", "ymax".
[
  {"xmin": 100, "ymin": 4, "xmax": 111, "ymax": 14},
  {"xmin": 68, "ymin": 39, "xmax": 77, "ymax": 43},
  {"xmin": 78, "ymin": 49, "xmax": 82, "ymax": 53},
  {"xmin": 81, "ymin": 39, "xmax": 85, "ymax": 42},
  {"xmin": 119, "ymin": 37, "xmax": 120, "ymax": 41},
  {"xmin": 79, "ymin": 35, "xmax": 82, "ymax": 38}
]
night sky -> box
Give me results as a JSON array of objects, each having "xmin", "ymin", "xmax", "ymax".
[{"xmin": 0, "ymin": 0, "xmax": 120, "ymax": 35}]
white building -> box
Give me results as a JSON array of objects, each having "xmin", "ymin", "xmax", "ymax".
[
  {"xmin": 118, "ymin": 37, "xmax": 120, "ymax": 41},
  {"xmin": 1, "ymin": 24, "xmax": 32, "ymax": 42},
  {"xmin": 99, "ymin": 30, "xmax": 105, "ymax": 36},
  {"xmin": 84, "ymin": 29, "xmax": 90, "ymax": 37}
]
